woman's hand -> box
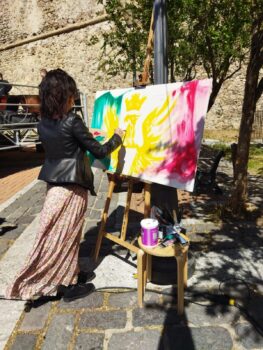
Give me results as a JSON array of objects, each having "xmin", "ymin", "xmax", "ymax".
[{"xmin": 114, "ymin": 128, "xmax": 125, "ymax": 138}]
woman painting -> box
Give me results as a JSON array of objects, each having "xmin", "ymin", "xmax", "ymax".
[{"xmin": 6, "ymin": 69, "xmax": 124, "ymax": 302}]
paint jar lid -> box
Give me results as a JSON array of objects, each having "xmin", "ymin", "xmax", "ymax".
[{"xmin": 140, "ymin": 218, "xmax": 158, "ymax": 229}]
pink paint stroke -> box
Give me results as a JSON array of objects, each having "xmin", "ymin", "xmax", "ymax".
[{"xmin": 155, "ymin": 80, "xmax": 199, "ymax": 182}]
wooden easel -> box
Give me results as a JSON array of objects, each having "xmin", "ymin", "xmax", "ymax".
[
  {"xmin": 93, "ymin": 10, "xmax": 181, "ymax": 308},
  {"xmin": 93, "ymin": 175, "xmax": 151, "ymax": 307},
  {"xmin": 94, "ymin": 10, "xmax": 154, "ymax": 265}
]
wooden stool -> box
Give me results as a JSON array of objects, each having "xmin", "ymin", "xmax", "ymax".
[{"xmin": 138, "ymin": 235, "xmax": 189, "ymax": 315}]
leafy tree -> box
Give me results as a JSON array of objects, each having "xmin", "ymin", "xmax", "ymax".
[
  {"xmin": 97, "ymin": 0, "xmax": 251, "ymax": 110},
  {"xmin": 231, "ymin": 2, "xmax": 263, "ymax": 213},
  {"xmin": 97, "ymin": 0, "xmax": 263, "ymax": 214}
]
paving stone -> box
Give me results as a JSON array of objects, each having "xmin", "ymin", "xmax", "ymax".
[
  {"xmin": 6, "ymin": 207, "xmax": 29, "ymax": 223},
  {"xmin": 161, "ymin": 326, "xmax": 233, "ymax": 350},
  {"xmin": 19, "ymin": 302, "xmax": 51, "ymax": 331},
  {"xmin": 0, "ymin": 202, "xmax": 21, "ymax": 218},
  {"xmin": 59, "ymin": 292, "xmax": 103, "ymax": 309},
  {"xmin": 87, "ymin": 195, "xmax": 96, "ymax": 208},
  {"xmin": 99, "ymin": 181, "xmax": 110, "ymax": 193},
  {"xmin": 27, "ymin": 204, "xmax": 43, "ymax": 216},
  {"xmin": 96, "ymin": 192, "xmax": 108, "ymax": 200},
  {"xmin": 0, "ymin": 209, "xmax": 13, "ymax": 220},
  {"xmin": 187, "ymin": 232, "xmax": 211, "ymax": 244},
  {"xmin": 95, "ymin": 199, "xmax": 106, "ymax": 210},
  {"xmin": 184, "ymin": 302, "xmax": 241, "ymax": 325},
  {"xmin": 16, "ymin": 215, "xmax": 36, "ymax": 225},
  {"xmin": 235, "ymin": 322, "xmax": 263, "ymax": 349},
  {"xmin": 94, "ymin": 176, "xmax": 103, "ymax": 189},
  {"xmin": 84, "ymin": 209, "xmax": 91, "ymax": 219},
  {"xmin": 74, "ymin": 332, "xmax": 104, "ymax": 350},
  {"xmin": 133, "ymin": 307, "xmax": 181, "ymax": 327},
  {"xmin": 108, "ymin": 330, "xmax": 162, "ymax": 350},
  {"xmin": 79, "ymin": 310, "xmax": 126, "ymax": 330},
  {"xmin": 108, "ymin": 291, "xmax": 161, "ymax": 308},
  {"xmin": 9, "ymin": 333, "xmax": 37, "ymax": 350},
  {"xmin": 89, "ymin": 210, "xmax": 102, "ymax": 220},
  {"xmin": 0, "ymin": 239, "xmax": 9, "ymax": 256},
  {"xmin": 42, "ymin": 314, "xmax": 75, "ymax": 350},
  {"xmin": 200, "ymin": 223, "xmax": 223, "ymax": 233}
]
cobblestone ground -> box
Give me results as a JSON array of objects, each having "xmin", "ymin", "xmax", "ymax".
[
  {"xmin": 0, "ymin": 148, "xmax": 262, "ymax": 349},
  {"xmin": 4, "ymin": 288, "xmax": 263, "ymax": 350}
]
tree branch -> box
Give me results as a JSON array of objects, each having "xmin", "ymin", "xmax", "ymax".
[{"xmin": 225, "ymin": 60, "xmax": 242, "ymax": 81}]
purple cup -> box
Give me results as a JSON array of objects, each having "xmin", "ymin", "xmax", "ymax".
[{"xmin": 140, "ymin": 218, "xmax": 159, "ymax": 247}]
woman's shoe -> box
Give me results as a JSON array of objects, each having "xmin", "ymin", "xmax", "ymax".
[
  {"xmin": 77, "ymin": 271, "xmax": 96, "ymax": 284},
  {"xmin": 63, "ymin": 283, "xmax": 95, "ymax": 302}
]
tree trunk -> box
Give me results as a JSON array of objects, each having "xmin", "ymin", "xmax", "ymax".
[
  {"xmin": 230, "ymin": 19, "xmax": 263, "ymax": 214},
  {"xmin": 208, "ymin": 79, "xmax": 223, "ymax": 111},
  {"xmin": 231, "ymin": 58, "xmax": 259, "ymax": 213}
]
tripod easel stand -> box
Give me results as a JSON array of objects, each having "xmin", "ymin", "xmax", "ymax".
[{"xmin": 93, "ymin": 175, "xmax": 151, "ymax": 307}]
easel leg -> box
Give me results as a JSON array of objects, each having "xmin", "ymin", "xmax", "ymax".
[
  {"xmin": 183, "ymin": 252, "xmax": 188, "ymax": 288},
  {"xmin": 137, "ymin": 249, "xmax": 145, "ymax": 307},
  {"xmin": 93, "ymin": 179, "xmax": 115, "ymax": 261},
  {"xmin": 146, "ymin": 254, "xmax": 152, "ymax": 282},
  {"xmin": 144, "ymin": 183, "xmax": 151, "ymax": 218},
  {"xmin": 176, "ymin": 254, "xmax": 184, "ymax": 315},
  {"xmin": 120, "ymin": 179, "xmax": 133, "ymax": 241},
  {"xmin": 143, "ymin": 254, "xmax": 147, "ymax": 290}
]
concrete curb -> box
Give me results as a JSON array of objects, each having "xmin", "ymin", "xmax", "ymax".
[{"xmin": 0, "ymin": 216, "xmax": 40, "ymax": 350}]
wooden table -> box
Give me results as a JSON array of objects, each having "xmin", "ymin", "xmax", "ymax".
[{"xmin": 138, "ymin": 234, "xmax": 189, "ymax": 315}]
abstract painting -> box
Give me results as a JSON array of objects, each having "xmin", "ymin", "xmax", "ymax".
[{"xmin": 89, "ymin": 79, "xmax": 212, "ymax": 191}]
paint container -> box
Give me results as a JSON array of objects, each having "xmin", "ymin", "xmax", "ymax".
[{"xmin": 140, "ymin": 218, "xmax": 159, "ymax": 247}]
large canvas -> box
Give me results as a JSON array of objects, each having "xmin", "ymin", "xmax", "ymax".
[{"xmin": 90, "ymin": 79, "xmax": 212, "ymax": 191}]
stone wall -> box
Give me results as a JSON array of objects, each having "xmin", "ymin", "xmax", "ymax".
[{"xmin": 0, "ymin": 0, "xmax": 262, "ymax": 130}]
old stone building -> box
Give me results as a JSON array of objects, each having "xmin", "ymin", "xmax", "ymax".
[{"xmin": 0, "ymin": 0, "xmax": 262, "ymax": 130}]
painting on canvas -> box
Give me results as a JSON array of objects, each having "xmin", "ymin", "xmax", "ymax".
[{"xmin": 89, "ymin": 79, "xmax": 212, "ymax": 191}]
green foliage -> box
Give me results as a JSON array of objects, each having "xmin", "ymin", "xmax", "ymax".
[
  {"xmin": 97, "ymin": 0, "xmax": 153, "ymax": 78},
  {"xmin": 96, "ymin": 0, "xmax": 252, "ymax": 97}
]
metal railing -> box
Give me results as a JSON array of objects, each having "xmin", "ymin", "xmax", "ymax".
[{"xmin": 0, "ymin": 82, "xmax": 88, "ymax": 150}]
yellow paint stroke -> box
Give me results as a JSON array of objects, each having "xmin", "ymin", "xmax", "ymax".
[
  {"xmin": 104, "ymin": 105, "xmax": 120, "ymax": 169},
  {"xmin": 128, "ymin": 95, "xmax": 177, "ymax": 175},
  {"xmin": 125, "ymin": 93, "xmax": 147, "ymax": 112},
  {"xmin": 124, "ymin": 94, "xmax": 147, "ymax": 146},
  {"xmin": 102, "ymin": 92, "xmax": 178, "ymax": 175}
]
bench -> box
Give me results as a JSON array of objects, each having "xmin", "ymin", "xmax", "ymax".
[{"xmin": 194, "ymin": 148, "xmax": 225, "ymax": 194}]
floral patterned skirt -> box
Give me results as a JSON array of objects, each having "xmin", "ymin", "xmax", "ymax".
[{"xmin": 5, "ymin": 184, "xmax": 88, "ymax": 300}]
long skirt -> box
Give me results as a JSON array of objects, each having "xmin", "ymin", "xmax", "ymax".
[{"xmin": 5, "ymin": 184, "xmax": 88, "ymax": 300}]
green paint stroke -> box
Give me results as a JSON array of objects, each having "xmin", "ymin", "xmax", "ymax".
[
  {"xmin": 91, "ymin": 91, "xmax": 128, "ymax": 129},
  {"xmin": 90, "ymin": 89, "xmax": 132, "ymax": 170}
]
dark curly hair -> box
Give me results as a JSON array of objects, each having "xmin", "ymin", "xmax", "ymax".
[{"xmin": 39, "ymin": 68, "xmax": 77, "ymax": 119}]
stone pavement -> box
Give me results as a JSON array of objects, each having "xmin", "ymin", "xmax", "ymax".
[{"xmin": 0, "ymin": 150, "xmax": 262, "ymax": 349}]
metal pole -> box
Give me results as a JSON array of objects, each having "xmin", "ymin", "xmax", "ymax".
[
  {"xmin": 154, "ymin": 0, "xmax": 168, "ymax": 84},
  {"xmin": 0, "ymin": 81, "xmax": 39, "ymax": 89},
  {"xmin": 153, "ymin": 0, "xmax": 180, "ymax": 223},
  {"xmin": 82, "ymin": 93, "xmax": 89, "ymax": 127}
]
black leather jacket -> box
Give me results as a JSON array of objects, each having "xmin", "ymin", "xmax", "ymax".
[{"xmin": 37, "ymin": 112, "xmax": 122, "ymax": 194}]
